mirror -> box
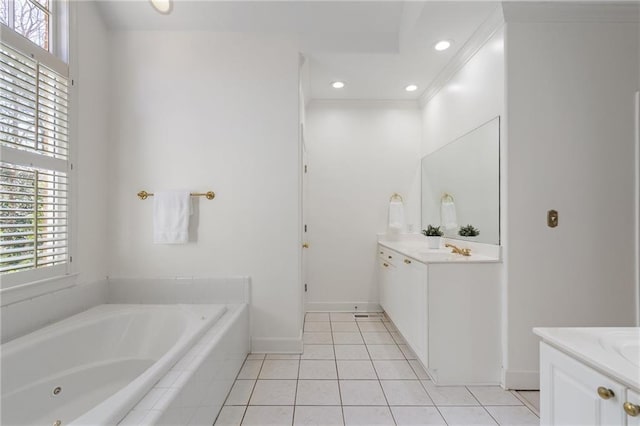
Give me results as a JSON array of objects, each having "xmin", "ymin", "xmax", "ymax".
[{"xmin": 421, "ymin": 117, "xmax": 500, "ymax": 245}]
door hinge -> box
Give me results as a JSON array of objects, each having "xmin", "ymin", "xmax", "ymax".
[
  {"xmin": 69, "ymin": 256, "xmax": 73, "ymax": 263},
  {"xmin": 304, "ymin": 164, "xmax": 307, "ymax": 173},
  {"xmin": 304, "ymin": 224, "xmax": 307, "ymax": 232},
  {"xmin": 304, "ymin": 284, "xmax": 308, "ymax": 292}
]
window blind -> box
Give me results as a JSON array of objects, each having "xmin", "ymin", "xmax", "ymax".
[{"xmin": 0, "ymin": 40, "xmax": 69, "ymax": 278}]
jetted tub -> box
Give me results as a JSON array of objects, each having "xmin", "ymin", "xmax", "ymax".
[{"xmin": 1, "ymin": 304, "xmax": 227, "ymax": 426}]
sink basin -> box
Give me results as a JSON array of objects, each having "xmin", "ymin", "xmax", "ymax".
[{"xmin": 598, "ymin": 329, "xmax": 640, "ymax": 367}]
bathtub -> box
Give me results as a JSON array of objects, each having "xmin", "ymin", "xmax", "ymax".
[{"xmin": 1, "ymin": 304, "xmax": 228, "ymax": 426}]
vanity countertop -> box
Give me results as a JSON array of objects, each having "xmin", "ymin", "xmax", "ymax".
[
  {"xmin": 534, "ymin": 327, "xmax": 640, "ymax": 391},
  {"xmin": 378, "ymin": 235, "xmax": 501, "ymax": 264}
]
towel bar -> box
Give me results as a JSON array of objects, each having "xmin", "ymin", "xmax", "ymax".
[{"xmin": 137, "ymin": 190, "xmax": 215, "ymax": 200}]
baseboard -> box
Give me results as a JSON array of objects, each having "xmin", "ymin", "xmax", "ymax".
[
  {"xmin": 503, "ymin": 369, "xmax": 540, "ymax": 390},
  {"xmin": 305, "ymin": 302, "xmax": 383, "ymax": 312},
  {"xmin": 251, "ymin": 336, "xmax": 303, "ymax": 354}
]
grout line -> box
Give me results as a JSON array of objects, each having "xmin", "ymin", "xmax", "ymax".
[
  {"xmin": 511, "ymin": 390, "xmax": 540, "ymax": 417},
  {"xmin": 329, "ymin": 317, "xmax": 347, "ymax": 425},
  {"xmin": 238, "ymin": 355, "xmax": 266, "ymax": 425}
]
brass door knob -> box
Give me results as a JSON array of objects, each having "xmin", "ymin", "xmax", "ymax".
[
  {"xmin": 597, "ymin": 387, "xmax": 615, "ymax": 400},
  {"xmin": 302, "ymin": 243, "xmax": 309, "ymax": 248},
  {"xmin": 404, "ymin": 259, "xmax": 411, "ymax": 264},
  {"xmin": 624, "ymin": 402, "xmax": 640, "ymax": 417}
]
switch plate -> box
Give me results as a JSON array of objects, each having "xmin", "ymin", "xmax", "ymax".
[{"xmin": 547, "ymin": 210, "xmax": 558, "ymax": 228}]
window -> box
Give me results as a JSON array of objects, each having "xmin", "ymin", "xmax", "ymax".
[
  {"xmin": 0, "ymin": 2, "xmax": 69, "ymax": 285},
  {"xmin": 1, "ymin": 0, "xmax": 52, "ymax": 52}
]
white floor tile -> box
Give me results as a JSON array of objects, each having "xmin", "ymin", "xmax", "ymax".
[
  {"xmin": 214, "ymin": 406, "xmax": 245, "ymax": 426},
  {"xmin": 306, "ymin": 313, "xmax": 330, "ymax": 322},
  {"xmin": 334, "ymin": 345, "xmax": 370, "ymax": 360},
  {"xmin": 362, "ymin": 332, "xmax": 395, "ymax": 345},
  {"xmin": 299, "ymin": 360, "xmax": 338, "ymax": 379},
  {"xmin": 333, "ymin": 332, "xmax": 364, "ymax": 345},
  {"xmin": 294, "ymin": 406, "xmax": 344, "ymax": 426},
  {"xmin": 331, "ymin": 322, "xmax": 360, "ymax": 332},
  {"xmin": 249, "ymin": 380, "xmax": 297, "ymax": 405},
  {"xmin": 390, "ymin": 332, "xmax": 407, "ymax": 344},
  {"xmin": 247, "ymin": 353, "xmax": 266, "ymax": 360},
  {"xmin": 468, "ymin": 386, "xmax": 523, "ymax": 406},
  {"xmin": 330, "ymin": 312, "xmax": 355, "ymax": 322},
  {"xmin": 296, "ymin": 380, "xmax": 341, "ymax": 405},
  {"xmin": 305, "ymin": 322, "xmax": 332, "ymax": 332},
  {"xmin": 398, "ymin": 345, "xmax": 417, "ymax": 360},
  {"xmin": 516, "ymin": 391, "xmax": 540, "ymax": 413},
  {"xmin": 266, "ymin": 354, "xmax": 301, "ymax": 360},
  {"xmin": 336, "ymin": 360, "xmax": 377, "ymax": 379},
  {"xmin": 225, "ymin": 380, "xmax": 255, "ymax": 405},
  {"xmin": 301, "ymin": 344, "xmax": 335, "ymax": 360},
  {"xmin": 408, "ymin": 360, "xmax": 429, "ymax": 379},
  {"xmin": 238, "ymin": 360, "xmax": 263, "ymax": 380},
  {"xmin": 485, "ymin": 406, "xmax": 540, "ymax": 425},
  {"xmin": 343, "ymin": 406, "xmax": 395, "ymax": 425},
  {"xmin": 357, "ymin": 322, "xmax": 388, "ymax": 332},
  {"xmin": 304, "ymin": 332, "xmax": 333, "ymax": 345},
  {"xmin": 373, "ymin": 360, "xmax": 417, "ymax": 379},
  {"xmin": 382, "ymin": 321, "xmax": 398, "ymax": 332},
  {"xmin": 259, "ymin": 360, "xmax": 300, "ymax": 379},
  {"xmin": 242, "ymin": 406, "xmax": 294, "ymax": 425},
  {"xmin": 391, "ymin": 406, "xmax": 447, "ymax": 426},
  {"xmin": 340, "ymin": 380, "xmax": 388, "ymax": 406},
  {"xmin": 367, "ymin": 344, "xmax": 404, "ymax": 360},
  {"xmin": 381, "ymin": 380, "xmax": 433, "ymax": 406},
  {"xmin": 421, "ymin": 381, "xmax": 479, "ymax": 406},
  {"xmin": 438, "ymin": 407, "xmax": 498, "ymax": 425}
]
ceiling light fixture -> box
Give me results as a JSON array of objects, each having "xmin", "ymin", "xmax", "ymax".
[
  {"xmin": 150, "ymin": 0, "xmax": 172, "ymax": 14},
  {"xmin": 331, "ymin": 81, "xmax": 345, "ymax": 89},
  {"xmin": 405, "ymin": 84, "xmax": 418, "ymax": 92},
  {"xmin": 434, "ymin": 40, "xmax": 452, "ymax": 51}
]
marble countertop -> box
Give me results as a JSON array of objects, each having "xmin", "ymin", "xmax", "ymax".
[
  {"xmin": 534, "ymin": 327, "xmax": 640, "ymax": 391},
  {"xmin": 378, "ymin": 234, "xmax": 501, "ymax": 264}
]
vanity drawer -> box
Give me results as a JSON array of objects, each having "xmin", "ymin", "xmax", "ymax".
[{"xmin": 378, "ymin": 246, "xmax": 397, "ymax": 263}]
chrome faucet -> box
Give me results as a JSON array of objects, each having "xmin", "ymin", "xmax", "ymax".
[{"xmin": 445, "ymin": 243, "xmax": 471, "ymax": 257}]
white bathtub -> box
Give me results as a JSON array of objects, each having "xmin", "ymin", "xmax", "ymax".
[{"xmin": 1, "ymin": 304, "xmax": 227, "ymax": 426}]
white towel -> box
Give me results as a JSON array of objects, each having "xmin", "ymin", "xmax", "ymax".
[
  {"xmin": 441, "ymin": 197, "xmax": 458, "ymax": 230},
  {"xmin": 153, "ymin": 191, "xmax": 192, "ymax": 244},
  {"xmin": 388, "ymin": 200, "xmax": 406, "ymax": 233}
]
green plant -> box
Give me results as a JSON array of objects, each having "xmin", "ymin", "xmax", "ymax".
[
  {"xmin": 422, "ymin": 225, "xmax": 443, "ymax": 237},
  {"xmin": 459, "ymin": 225, "xmax": 480, "ymax": 237}
]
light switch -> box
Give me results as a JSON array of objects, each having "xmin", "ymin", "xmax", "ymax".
[{"xmin": 547, "ymin": 210, "xmax": 558, "ymax": 228}]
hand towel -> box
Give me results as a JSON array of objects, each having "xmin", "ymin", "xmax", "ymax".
[
  {"xmin": 388, "ymin": 200, "xmax": 406, "ymax": 233},
  {"xmin": 440, "ymin": 196, "xmax": 458, "ymax": 231},
  {"xmin": 153, "ymin": 191, "xmax": 192, "ymax": 244}
]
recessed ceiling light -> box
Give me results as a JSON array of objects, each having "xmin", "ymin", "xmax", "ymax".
[
  {"xmin": 405, "ymin": 84, "xmax": 418, "ymax": 92},
  {"xmin": 332, "ymin": 81, "xmax": 345, "ymax": 89},
  {"xmin": 434, "ymin": 40, "xmax": 452, "ymax": 51},
  {"xmin": 150, "ymin": 0, "xmax": 172, "ymax": 14}
]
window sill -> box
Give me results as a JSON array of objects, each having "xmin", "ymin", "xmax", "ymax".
[{"xmin": 1, "ymin": 273, "xmax": 79, "ymax": 306}]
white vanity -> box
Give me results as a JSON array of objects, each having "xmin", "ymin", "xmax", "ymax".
[
  {"xmin": 378, "ymin": 235, "xmax": 501, "ymax": 385},
  {"xmin": 535, "ymin": 327, "xmax": 640, "ymax": 425}
]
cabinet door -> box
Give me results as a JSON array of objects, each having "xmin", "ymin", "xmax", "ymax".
[
  {"xmin": 626, "ymin": 389, "xmax": 640, "ymax": 426},
  {"xmin": 400, "ymin": 258, "xmax": 427, "ymax": 363},
  {"xmin": 540, "ymin": 342, "xmax": 625, "ymax": 426},
  {"xmin": 378, "ymin": 258, "xmax": 393, "ymax": 315}
]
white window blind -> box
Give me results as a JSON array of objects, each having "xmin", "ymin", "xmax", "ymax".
[{"xmin": 0, "ymin": 39, "xmax": 69, "ymax": 280}]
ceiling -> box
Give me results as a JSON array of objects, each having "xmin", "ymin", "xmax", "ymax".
[{"xmin": 96, "ymin": 1, "xmax": 500, "ymax": 101}]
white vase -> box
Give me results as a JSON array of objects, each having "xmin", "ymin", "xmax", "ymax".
[{"xmin": 427, "ymin": 236, "xmax": 441, "ymax": 249}]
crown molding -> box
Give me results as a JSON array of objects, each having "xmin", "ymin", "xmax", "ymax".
[
  {"xmin": 502, "ymin": 2, "xmax": 640, "ymax": 23},
  {"xmin": 308, "ymin": 99, "xmax": 421, "ymax": 109},
  {"xmin": 419, "ymin": 5, "xmax": 504, "ymax": 107}
]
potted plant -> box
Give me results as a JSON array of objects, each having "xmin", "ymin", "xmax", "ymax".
[
  {"xmin": 459, "ymin": 224, "xmax": 480, "ymax": 237},
  {"xmin": 422, "ymin": 225, "xmax": 443, "ymax": 249}
]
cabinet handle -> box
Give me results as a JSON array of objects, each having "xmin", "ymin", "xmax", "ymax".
[
  {"xmin": 597, "ymin": 387, "xmax": 615, "ymax": 400},
  {"xmin": 624, "ymin": 402, "xmax": 640, "ymax": 417},
  {"xmin": 388, "ymin": 255, "xmax": 392, "ymax": 259},
  {"xmin": 383, "ymin": 263, "xmax": 389, "ymax": 267},
  {"xmin": 380, "ymin": 251, "xmax": 383, "ymax": 254},
  {"xmin": 404, "ymin": 259, "xmax": 411, "ymax": 264}
]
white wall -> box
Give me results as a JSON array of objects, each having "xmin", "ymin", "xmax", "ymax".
[
  {"xmin": 107, "ymin": 31, "xmax": 302, "ymax": 351},
  {"xmin": 305, "ymin": 101, "xmax": 421, "ymax": 310},
  {"xmin": 504, "ymin": 20, "xmax": 639, "ymax": 388},
  {"xmin": 74, "ymin": 2, "xmax": 110, "ymax": 285}
]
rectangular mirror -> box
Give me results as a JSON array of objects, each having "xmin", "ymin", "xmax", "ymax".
[{"xmin": 421, "ymin": 117, "xmax": 500, "ymax": 245}]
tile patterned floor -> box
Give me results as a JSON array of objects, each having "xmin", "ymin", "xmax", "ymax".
[{"xmin": 214, "ymin": 312, "xmax": 540, "ymax": 426}]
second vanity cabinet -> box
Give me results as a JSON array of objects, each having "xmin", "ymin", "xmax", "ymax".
[{"xmin": 377, "ymin": 243, "xmax": 501, "ymax": 385}]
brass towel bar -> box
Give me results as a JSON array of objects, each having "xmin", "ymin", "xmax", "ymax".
[{"xmin": 137, "ymin": 190, "xmax": 215, "ymax": 200}]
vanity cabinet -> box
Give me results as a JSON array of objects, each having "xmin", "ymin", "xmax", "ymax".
[
  {"xmin": 540, "ymin": 342, "xmax": 640, "ymax": 425},
  {"xmin": 377, "ymin": 244, "xmax": 500, "ymax": 384}
]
